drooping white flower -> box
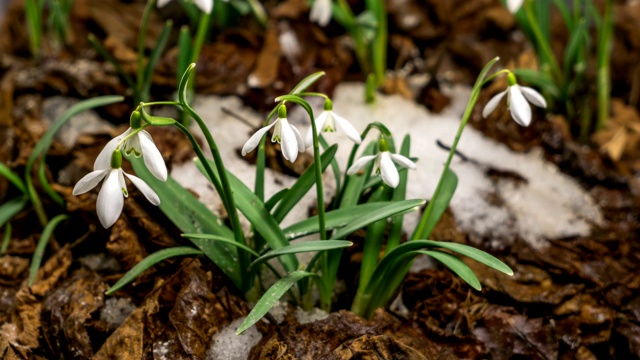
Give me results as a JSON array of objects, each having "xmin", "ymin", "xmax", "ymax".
[
  {"xmin": 305, "ymin": 99, "xmax": 361, "ymax": 148},
  {"xmin": 157, "ymin": 0, "xmax": 214, "ymax": 14},
  {"xmin": 310, "ymin": 0, "xmax": 332, "ymax": 27},
  {"xmin": 346, "ymin": 139, "xmax": 416, "ymax": 188},
  {"xmin": 73, "ymin": 150, "xmax": 160, "ymax": 228},
  {"xmin": 95, "ymin": 127, "xmax": 167, "ymax": 181},
  {"xmin": 506, "ymin": 0, "xmax": 525, "ymax": 13},
  {"xmin": 482, "ymin": 72, "xmax": 547, "ymax": 127},
  {"xmin": 241, "ymin": 105, "xmax": 305, "ymax": 163}
]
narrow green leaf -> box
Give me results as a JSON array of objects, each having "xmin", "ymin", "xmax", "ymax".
[
  {"xmin": 0, "ymin": 163, "xmax": 26, "ymax": 193},
  {"xmin": 563, "ymin": 19, "xmax": 587, "ymax": 76},
  {"xmin": 265, "ymin": 188, "xmax": 289, "ymax": 211},
  {"xmin": 272, "ymin": 145, "xmax": 337, "ymax": 223},
  {"xmin": 418, "ymin": 168, "xmax": 457, "ymax": 240},
  {"xmin": 330, "ymin": 199, "xmax": 424, "ymax": 240},
  {"xmin": 1, "ymin": 223, "xmax": 12, "ymax": 255},
  {"xmin": 182, "ymin": 233, "xmax": 260, "ymax": 258},
  {"xmin": 130, "ymin": 158, "xmax": 242, "ymax": 286},
  {"xmin": 289, "ymin": 72, "xmax": 326, "ymax": 95},
  {"xmin": 284, "ymin": 202, "xmax": 403, "ymax": 240},
  {"xmin": 37, "ymin": 156, "xmax": 64, "ymax": 206},
  {"xmin": 417, "ymin": 250, "xmax": 481, "ymax": 290},
  {"xmin": 28, "ymin": 214, "xmax": 68, "ymax": 287},
  {"xmin": 0, "ymin": 197, "xmax": 28, "ymax": 229},
  {"xmin": 141, "ymin": 20, "xmax": 172, "ymax": 101},
  {"xmin": 249, "ymin": 240, "xmax": 352, "ymax": 270},
  {"xmin": 105, "ymin": 247, "xmax": 202, "ymax": 295},
  {"xmin": 195, "ymin": 159, "xmax": 298, "ymax": 273},
  {"xmin": 177, "ymin": 25, "xmax": 193, "ymax": 87},
  {"xmin": 236, "ymin": 271, "xmax": 317, "ymax": 334},
  {"xmin": 387, "ymin": 135, "xmax": 411, "ymax": 250}
]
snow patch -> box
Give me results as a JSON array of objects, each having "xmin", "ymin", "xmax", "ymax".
[{"xmin": 206, "ymin": 317, "xmax": 262, "ymax": 360}]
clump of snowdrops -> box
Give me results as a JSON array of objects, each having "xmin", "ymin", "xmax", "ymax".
[{"xmin": 71, "ymin": 56, "xmax": 546, "ymax": 333}]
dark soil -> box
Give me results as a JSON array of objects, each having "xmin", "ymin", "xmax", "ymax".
[{"xmin": 1, "ymin": 0, "xmax": 640, "ymax": 359}]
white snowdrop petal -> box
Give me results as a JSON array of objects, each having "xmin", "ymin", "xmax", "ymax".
[
  {"xmin": 157, "ymin": 0, "xmax": 171, "ymax": 8},
  {"xmin": 96, "ymin": 169, "xmax": 124, "ymax": 228},
  {"xmin": 94, "ymin": 131, "xmax": 126, "ymax": 170},
  {"xmin": 125, "ymin": 172, "xmax": 161, "ymax": 206},
  {"xmin": 379, "ymin": 152, "xmax": 399, "ymax": 188},
  {"xmin": 346, "ymin": 155, "xmax": 377, "ymax": 175},
  {"xmin": 139, "ymin": 131, "xmax": 167, "ymax": 181},
  {"xmin": 194, "ymin": 0, "xmax": 213, "ymax": 13},
  {"xmin": 280, "ymin": 120, "xmax": 299, "ymax": 163},
  {"xmin": 305, "ymin": 112, "xmax": 328, "ymax": 148},
  {"xmin": 333, "ymin": 113, "xmax": 362, "ymax": 144},
  {"xmin": 509, "ymin": 86, "xmax": 532, "ymax": 127},
  {"xmin": 520, "ymin": 86, "xmax": 547, "ymax": 108},
  {"xmin": 507, "ymin": 0, "xmax": 524, "ymax": 13},
  {"xmin": 310, "ymin": 0, "xmax": 332, "ymax": 26},
  {"xmin": 482, "ymin": 91, "xmax": 507, "ymax": 118},
  {"xmin": 390, "ymin": 153, "xmax": 417, "ymax": 169},
  {"xmin": 241, "ymin": 122, "xmax": 276, "ymax": 156},
  {"xmin": 290, "ymin": 124, "xmax": 306, "ymax": 153},
  {"xmin": 72, "ymin": 170, "xmax": 108, "ymax": 195}
]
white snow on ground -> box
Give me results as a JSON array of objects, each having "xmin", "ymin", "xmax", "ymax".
[
  {"xmin": 171, "ymin": 82, "xmax": 603, "ymax": 249},
  {"xmin": 206, "ymin": 317, "xmax": 262, "ymax": 360}
]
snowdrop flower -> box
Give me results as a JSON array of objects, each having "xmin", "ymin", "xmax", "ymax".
[
  {"xmin": 73, "ymin": 150, "xmax": 160, "ymax": 228},
  {"xmin": 346, "ymin": 138, "xmax": 416, "ymax": 188},
  {"xmin": 95, "ymin": 113, "xmax": 167, "ymax": 182},
  {"xmin": 482, "ymin": 72, "xmax": 547, "ymax": 127},
  {"xmin": 310, "ymin": 0, "xmax": 332, "ymax": 27},
  {"xmin": 242, "ymin": 105, "xmax": 305, "ymax": 163},
  {"xmin": 506, "ymin": 0, "xmax": 525, "ymax": 13},
  {"xmin": 157, "ymin": 0, "xmax": 214, "ymax": 14},
  {"xmin": 305, "ymin": 99, "xmax": 361, "ymax": 148}
]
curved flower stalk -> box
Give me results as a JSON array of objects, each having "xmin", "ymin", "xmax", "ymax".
[
  {"xmin": 242, "ymin": 105, "xmax": 305, "ymax": 163},
  {"xmin": 73, "ymin": 150, "xmax": 160, "ymax": 228},
  {"xmin": 157, "ymin": 0, "xmax": 214, "ymax": 13},
  {"xmin": 305, "ymin": 99, "xmax": 361, "ymax": 148},
  {"xmin": 482, "ymin": 72, "xmax": 547, "ymax": 127},
  {"xmin": 347, "ymin": 138, "xmax": 416, "ymax": 188},
  {"xmin": 310, "ymin": 0, "xmax": 332, "ymax": 27}
]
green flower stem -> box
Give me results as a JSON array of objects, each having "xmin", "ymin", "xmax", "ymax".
[
  {"xmin": 255, "ymin": 106, "xmax": 279, "ymax": 201},
  {"xmin": 412, "ymin": 59, "xmax": 498, "ymax": 240},
  {"xmin": 137, "ymin": 0, "xmax": 156, "ymax": 103},
  {"xmin": 524, "ymin": 0, "xmax": 563, "ymax": 83},
  {"xmin": 142, "ymin": 101, "xmax": 181, "ymax": 107},
  {"xmin": 178, "ymin": 103, "xmax": 249, "ymax": 289},
  {"xmin": 336, "ymin": 0, "xmax": 370, "ymax": 75},
  {"xmin": 187, "ymin": 12, "xmax": 211, "ymax": 97},
  {"xmin": 596, "ymin": 0, "xmax": 613, "ymax": 130},
  {"xmin": 25, "ymin": 0, "xmax": 42, "ymax": 59}
]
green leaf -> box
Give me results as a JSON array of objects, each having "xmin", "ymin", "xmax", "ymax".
[
  {"xmin": 179, "ymin": 63, "xmax": 196, "ymax": 106},
  {"xmin": 330, "ymin": 199, "xmax": 424, "ymax": 240},
  {"xmin": 339, "ymin": 141, "xmax": 376, "ymax": 208},
  {"xmin": 289, "ymin": 72, "xmax": 326, "ymax": 95},
  {"xmin": 387, "ymin": 135, "xmax": 411, "ymax": 250},
  {"xmin": 272, "ymin": 145, "xmax": 337, "ymax": 223},
  {"xmin": 265, "ymin": 188, "xmax": 289, "ymax": 211},
  {"xmin": 130, "ymin": 157, "xmax": 243, "ymax": 286},
  {"xmin": 563, "ymin": 19, "xmax": 588, "ymax": 76},
  {"xmin": 28, "ymin": 214, "xmax": 68, "ymax": 287},
  {"xmin": 0, "ymin": 163, "xmax": 26, "ymax": 193},
  {"xmin": 182, "ymin": 233, "xmax": 260, "ymax": 258},
  {"xmin": 141, "ymin": 20, "xmax": 172, "ymax": 102},
  {"xmin": 0, "ymin": 197, "xmax": 28, "ymax": 229},
  {"xmin": 249, "ymin": 240, "xmax": 352, "ymax": 271},
  {"xmin": 236, "ymin": 271, "xmax": 318, "ymax": 334},
  {"xmin": 195, "ymin": 159, "xmax": 298, "ymax": 273},
  {"xmin": 105, "ymin": 247, "xmax": 203, "ymax": 295},
  {"xmin": 416, "ymin": 168, "xmax": 457, "ymax": 240},
  {"xmin": 284, "ymin": 202, "xmax": 403, "ymax": 240},
  {"xmin": 38, "ymin": 156, "xmax": 64, "ymax": 206},
  {"xmin": 177, "ymin": 25, "xmax": 193, "ymax": 87},
  {"xmin": 416, "ymin": 250, "xmax": 481, "ymax": 290},
  {"xmin": 1, "ymin": 223, "xmax": 12, "ymax": 256}
]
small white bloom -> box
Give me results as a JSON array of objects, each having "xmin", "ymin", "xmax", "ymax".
[
  {"xmin": 242, "ymin": 106, "xmax": 305, "ymax": 163},
  {"xmin": 157, "ymin": 0, "xmax": 215, "ymax": 14},
  {"xmin": 310, "ymin": 0, "xmax": 332, "ymax": 27},
  {"xmin": 305, "ymin": 103, "xmax": 361, "ymax": 148},
  {"xmin": 506, "ymin": 0, "xmax": 525, "ymax": 13},
  {"xmin": 346, "ymin": 144, "xmax": 416, "ymax": 188},
  {"xmin": 96, "ymin": 128, "xmax": 167, "ymax": 181},
  {"xmin": 482, "ymin": 74, "xmax": 547, "ymax": 127},
  {"xmin": 73, "ymin": 150, "xmax": 160, "ymax": 229}
]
